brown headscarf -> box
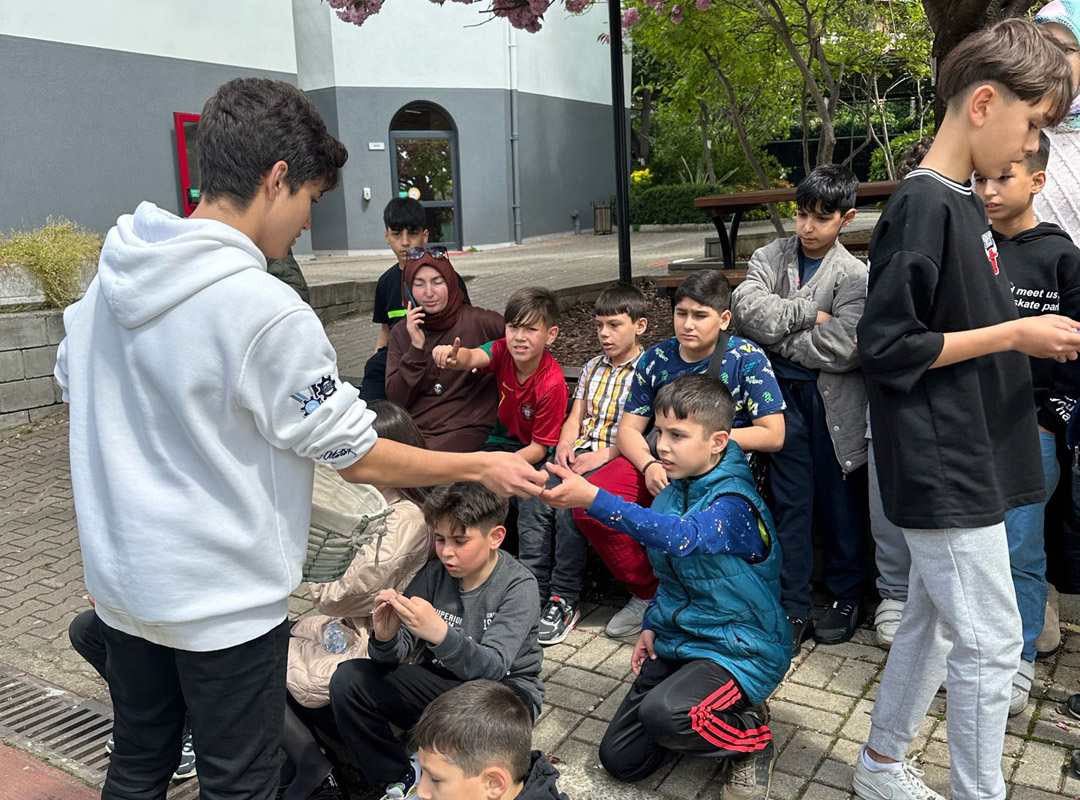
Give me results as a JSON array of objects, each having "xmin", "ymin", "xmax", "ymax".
[{"xmin": 401, "ymin": 252, "xmax": 466, "ymax": 332}]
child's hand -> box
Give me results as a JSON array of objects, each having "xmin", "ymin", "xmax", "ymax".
[
  {"xmin": 540, "ymin": 463, "xmax": 600, "ymax": 508},
  {"xmin": 405, "ymin": 302, "xmax": 427, "ymax": 350},
  {"xmin": 631, "ymin": 629, "xmax": 657, "ymax": 675},
  {"xmin": 385, "ymin": 594, "xmax": 448, "ymax": 645},
  {"xmin": 372, "ymin": 589, "xmax": 402, "ymax": 642},
  {"xmin": 1010, "ymin": 315, "xmax": 1080, "ymax": 361},
  {"xmin": 554, "ymin": 442, "xmax": 575, "ymax": 470},
  {"xmin": 432, "ymin": 337, "xmax": 463, "ymax": 369},
  {"xmin": 815, "ymin": 311, "xmax": 833, "ymax": 325},
  {"xmin": 644, "ymin": 461, "xmax": 670, "ymax": 497},
  {"xmin": 570, "ymin": 448, "xmax": 610, "ymax": 476}
]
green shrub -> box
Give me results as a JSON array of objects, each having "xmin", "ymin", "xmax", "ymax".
[
  {"xmin": 0, "ymin": 218, "xmax": 101, "ymax": 308},
  {"xmin": 629, "ymin": 183, "xmax": 796, "ymax": 225},
  {"xmin": 869, "ymin": 127, "xmax": 934, "ymax": 181}
]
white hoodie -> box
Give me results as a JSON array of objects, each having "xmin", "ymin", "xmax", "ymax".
[{"xmin": 55, "ymin": 203, "xmax": 377, "ymax": 651}]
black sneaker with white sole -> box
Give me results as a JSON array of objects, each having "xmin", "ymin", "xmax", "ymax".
[
  {"xmin": 538, "ymin": 596, "xmax": 581, "ymax": 646},
  {"xmin": 172, "ymin": 728, "xmax": 196, "ymax": 781},
  {"xmin": 815, "ymin": 600, "xmax": 861, "ymax": 645}
]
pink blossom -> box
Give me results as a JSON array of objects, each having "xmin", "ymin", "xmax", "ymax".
[
  {"xmin": 695, "ymin": 0, "xmax": 710, "ymax": 9},
  {"xmin": 670, "ymin": 3, "xmax": 683, "ymax": 22},
  {"xmin": 621, "ymin": 7, "xmax": 639, "ymax": 27},
  {"xmin": 565, "ymin": 0, "xmax": 589, "ymax": 12}
]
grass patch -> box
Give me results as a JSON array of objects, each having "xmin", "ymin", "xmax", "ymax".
[{"xmin": 0, "ymin": 218, "xmax": 101, "ymax": 308}]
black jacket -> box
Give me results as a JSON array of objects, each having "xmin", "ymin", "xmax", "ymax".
[
  {"xmin": 994, "ymin": 222, "xmax": 1080, "ymax": 433},
  {"xmin": 518, "ymin": 752, "xmax": 571, "ymax": 800}
]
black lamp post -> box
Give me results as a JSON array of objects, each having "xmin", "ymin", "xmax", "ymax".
[{"xmin": 606, "ymin": 0, "xmax": 632, "ymax": 284}]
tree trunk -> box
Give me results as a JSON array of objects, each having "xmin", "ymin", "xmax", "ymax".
[
  {"xmin": 639, "ymin": 87, "xmax": 653, "ymax": 164},
  {"xmin": 698, "ymin": 101, "xmax": 718, "ymax": 184},
  {"xmin": 709, "ymin": 54, "xmax": 786, "ymax": 237}
]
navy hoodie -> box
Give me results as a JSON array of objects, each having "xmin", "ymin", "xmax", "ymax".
[{"xmin": 994, "ymin": 222, "xmax": 1080, "ymax": 433}]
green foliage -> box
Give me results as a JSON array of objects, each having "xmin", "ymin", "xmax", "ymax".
[
  {"xmin": 630, "ymin": 183, "xmax": 796, "ymax": 225},
  {"xmin": 0, "ymin": 218, "xmax": 101, "ymax": 308},
  {"xmin": 869, "ymin": 127, "xmax": 933, "ymax": 181}
]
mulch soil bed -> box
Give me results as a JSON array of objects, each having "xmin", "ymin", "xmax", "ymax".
[{"xmin": 547, "ymin": 281, "xmax": 675, "ymax": 370}]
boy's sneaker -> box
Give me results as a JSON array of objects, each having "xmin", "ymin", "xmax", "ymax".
[
  {"xmin": 1065, "ymin": 692, "xmax": 1080, "ymax": 720},
  {"xmin": 815, "ymin": 600, "xmax": 861, "ymax": 645},
  {"xmin": 873, "ymin": 599, "xmax": 904, "ymax": 650},
  {"xmin": 605, "ymin": 596, "xmax": 650, "ymax": 638},
  {"xmin": 788, "ymin": 616, "xmax": 814, "ymax": 657},
  {"xmin": 382, "ymin": 753, "xmax": 421, "ymax": 800},
  {"xmin": 308, "ymin": 771, "xmax": 348, "ymax": 800},
  {"xmin": 104, "ymin": 734, "xmax": 114, "ymax": 755},
  {"xmin": 853, "ymin": 749, "xmax": 944, "ymax": 800},
  {"xmin": 1010, "ymin": 659, "xmax": 1035, "ymax": 716},
  {"xmin": 538, "ymin": 595, "xmax": 581, "ymax": 646},
  {"xmin": 172, "ymin": 728, "xmax": 196, "ymax": 781},
  {"xmin": 721, "ymin": 742, "xmax": 774, "ymax": 800}
]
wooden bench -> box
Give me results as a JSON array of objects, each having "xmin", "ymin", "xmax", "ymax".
[{"xmin": 693, "ymin": 181, "xmax": 899, "ymax": 270}]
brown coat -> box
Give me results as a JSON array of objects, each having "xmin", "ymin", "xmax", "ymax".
[
  {"xmin": 385, "ymin": 304, "xmax": 505, "ymax": 452},
  {"xmin": 286, "ymin": 488, "xmax": 432, "ymax": 707}
]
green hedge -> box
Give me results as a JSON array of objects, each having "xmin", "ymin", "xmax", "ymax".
[{"xmin": 629, "ymin": 183, "xmax": 796, "ymax": 225}]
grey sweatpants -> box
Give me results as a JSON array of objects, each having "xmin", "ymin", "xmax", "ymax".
[
  {"xmin": 866, "ymin": 524, "xmax": 1021, "ymax": 800},
  {"xmin": 868, "ymin": 440, "xmax": 909, "ymax": 601}
]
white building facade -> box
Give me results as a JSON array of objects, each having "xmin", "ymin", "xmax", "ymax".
[{"xmin": 0, "ymin": 0, "xmax": 626, "ymax": 253}]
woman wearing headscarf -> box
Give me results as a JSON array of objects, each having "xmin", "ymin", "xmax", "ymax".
[{"xmin": 385, "ymin": 248, "xmax": 505, "ymax": 451}]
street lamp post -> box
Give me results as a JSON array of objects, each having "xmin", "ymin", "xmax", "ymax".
[{"xmin": 607, "ymin": 0, "xmax": 632, "ymax": 284}]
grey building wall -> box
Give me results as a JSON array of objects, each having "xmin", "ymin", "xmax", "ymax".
[
  {"xmin": 0, "ymin": 35, "xmax": 306, "ymax": 247},
  {"xmin": 517, "ymin": 92, "xmax": 616, "ymax": 239},
  {"xmin": 308, "ymin": 87, "xmax": 617, "ymax": 251}
]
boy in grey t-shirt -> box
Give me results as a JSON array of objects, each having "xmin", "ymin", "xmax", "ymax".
[{"xmin": 328, "ymin": 482, "xmax": 543, "ymax": 799}]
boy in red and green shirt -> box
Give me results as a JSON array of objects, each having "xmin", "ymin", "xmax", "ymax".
[{"xmin": 434, "ymin": 287, "xmax": 568, "ymax": 466}]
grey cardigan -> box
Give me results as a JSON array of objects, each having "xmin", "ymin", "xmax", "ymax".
[{"xmin": 732, "ymin": 235, "xmax": 868, "ymax": 472}]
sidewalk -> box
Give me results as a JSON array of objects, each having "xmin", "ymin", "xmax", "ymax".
[{"xmin": 3, "ymin": 230, "xmax": 1080, "ymax": 798}]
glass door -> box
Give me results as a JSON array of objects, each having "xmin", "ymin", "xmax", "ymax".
[{"xmin": 389, "ymin": 104, "xmax": 462, "ymax": 248}]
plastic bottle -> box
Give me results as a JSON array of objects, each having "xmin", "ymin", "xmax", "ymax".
[{"xmin": 322, "ymin": 621, "xmax": 348, "ymax": 654}]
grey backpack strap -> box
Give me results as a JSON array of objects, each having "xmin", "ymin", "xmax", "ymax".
[{"xmin": 705, "ymin": 331, "xmax": 731, "ymax": 379}]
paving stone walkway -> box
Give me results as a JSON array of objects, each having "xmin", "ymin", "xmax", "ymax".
[{"xmin": 3, "ymin": 229, "xmax": 1080, "ymax": 798}]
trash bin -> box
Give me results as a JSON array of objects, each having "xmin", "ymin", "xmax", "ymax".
[{"xmin": 593, "ymin": 203, "xmax": 612, "ymax": 235}]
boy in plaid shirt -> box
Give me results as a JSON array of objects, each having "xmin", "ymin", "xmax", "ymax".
[{"xmin": 517, "ymin": 284, "xmax": 650, "ymax": 644}]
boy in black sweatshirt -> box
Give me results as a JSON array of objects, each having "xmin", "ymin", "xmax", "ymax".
[
  {"xmin": 853, "ymin": 20, "xmax": 1080, "ymax": 800},
  {"xmin": 974, "ymin": 130, "xmax": 1080, "ymax": 715}
]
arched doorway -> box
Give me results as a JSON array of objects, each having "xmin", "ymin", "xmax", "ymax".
[{"xmin": 389, "ymin": 103, "xmax": 462, "ymax": 249}]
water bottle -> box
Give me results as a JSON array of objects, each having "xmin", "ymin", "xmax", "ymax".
[{"xmin": 322, "ymin": 621, "xmax": 348, "ymax": 654}]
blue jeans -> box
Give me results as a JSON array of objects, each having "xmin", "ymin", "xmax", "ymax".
[{"xmin": 1004, "ymin": 431, "xmax": 1059, "ymax": 663}]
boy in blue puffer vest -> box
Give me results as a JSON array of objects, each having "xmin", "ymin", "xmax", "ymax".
[{"xmin": 544, "ymin": 373, "xmax": 790, "ymax": 799}]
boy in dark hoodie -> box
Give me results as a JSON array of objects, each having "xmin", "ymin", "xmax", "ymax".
[
  {"xmin": 412, "ymin": 681, "xmax": 569, "ymax": 800},
  {"xmin": 544, "ymin": 373, "xmax": 790, "ymax": 800},
  {"xmin": 974, "ymin": 130, "xmax": 1080, "ymax": 715}
]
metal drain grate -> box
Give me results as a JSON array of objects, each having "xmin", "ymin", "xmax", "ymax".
[{"xmin": 0, "ymin": 665, "xmax": 199, "ymax": 799}]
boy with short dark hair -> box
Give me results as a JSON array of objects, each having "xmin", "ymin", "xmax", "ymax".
[
  {"xmin": 543, "ymin": 373, "xmax": 789, "ymax": 799},
  {"xmin": 362, "ymin": 199, "xmax": 471, "ymax": 402},
  {"xmin": 853, "ymin": 20, "xmax": 1079, "ymax": 800},
  {"xmin": 329, "ymin": 482, "xmax": 543, "ymax": 800},
  {"xmin": 54, "ymin": 77, "xmax": 546, "ymax": 800},
  {"xmin": 413, "ymin": 681, "xmax": 570, "ymax": 800},
  {"xmin": 573, "ymin": 269, "xmax": 786, "ymax": 640},
  {"xmin": 973, "ymin": 131, "xmax": 1080, "ymax": 715},
  {"xmin": 733, "ymin": 164, "xmax": 869, "ymax": 654},
  {"xmin": 517, "ymin": 283, "xmax": 649, "ymax": 644},
  {"xmin": 434, "ymin": 287, "xmax": 568, "ymax": 466}
]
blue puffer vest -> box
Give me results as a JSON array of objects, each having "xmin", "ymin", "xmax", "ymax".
[{"xmin": 646, "ymin": 441, "xmax": 791, "ymax": 705}]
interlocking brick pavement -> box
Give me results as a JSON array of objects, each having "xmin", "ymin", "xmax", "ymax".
[{"xmin": 3, "ymin": 230, "xmax": 1080, "ymax": 798}]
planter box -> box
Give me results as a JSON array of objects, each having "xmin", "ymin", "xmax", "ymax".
[{"xmin": 0, "ymin": 309, "xmax": 65, "ymax": 430}]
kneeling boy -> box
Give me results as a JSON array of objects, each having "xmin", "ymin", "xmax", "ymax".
[
  {"xmin": 329, "ymin": 483, "xmax": 543, "ymax": 799},
  {"xmin": 544, "ymin": 374, "xmax": 790, "ymax": 797},
  {"xmin": 413, "ymin": 681, "xmax": 570, "ymax": 800}
]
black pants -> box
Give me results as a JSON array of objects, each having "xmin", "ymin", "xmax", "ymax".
[
  {"xmin": 99, "ymin": 618, "xmax": 289, "ymax": 800},
  {"xmin": 359, "ymin": 347, "xmax": 388, "ymax": 402},
  {"xmin": 69, "ymin": 608, "xmax": 108, "ymax": 681},
  {"xmin": 769, "ymin": 378, "xmax": 866, "ymax": 618},
  {"xmin": 600, "ymin": 657, "xmax": 771, "ymax": 782}
]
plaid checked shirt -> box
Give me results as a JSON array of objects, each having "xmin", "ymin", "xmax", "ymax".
[{"xmin": 572, "ymin": 349, "xmax": 642, "ymax": 451}]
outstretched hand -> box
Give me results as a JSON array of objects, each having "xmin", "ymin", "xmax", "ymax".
[
  {"xmin": 540, "ymin": 462, "xmax": 600, "ymax": 509},
  {"xmin": 1011, "ymin": 315, "xmax": 1080, "ymax": 362},
  {"xmin": 433, "ymin": 337, "xmax": 463, "ymax": 369},
  {"xmin": 478, "ymin": 451, "xmax": 548, "ymax": 498}
]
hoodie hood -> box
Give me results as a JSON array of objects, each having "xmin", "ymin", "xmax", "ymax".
[
  {"xmin": 1004, "ymin": 221, "xmax": 1073, "ymax": 245},
  {"xmin": 517, "ymin": 752, "xmax": 570, "ymax": 800},
  {"xmin": 99, "ymin": 202, "xmax": 266, "ymax": 329}
]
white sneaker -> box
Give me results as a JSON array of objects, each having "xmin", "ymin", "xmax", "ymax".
[
  {"xmin": 874, "ymin": 599, "xmax": 905, "ymax": 650},
  {"xmin": 605, "ymin": 596, "xmax": 651, "ymax": 638},
  {"xmin": 853, "ymin": 749, "xmax": 944, "ymax": 800},
  {"xmin": 382, "ymin": 753, "xmax": 421, "ymax": 800},
  {"xmin": 1010, "ymin": 659, "xmax": 1035, "ymax": 716}
]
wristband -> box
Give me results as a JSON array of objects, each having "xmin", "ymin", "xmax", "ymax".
[{"xmin": 642, "ymin": 459, "xmax": 663, "ymax": 476}]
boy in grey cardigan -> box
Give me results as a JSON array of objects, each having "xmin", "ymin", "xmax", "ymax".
[
  {"xmin": 732, "ymin": 164, "xmax": 869, "ymax": 655},
  {"xmin": 328, "ymin": 482, "xmax": 543, "ymax": 799}
]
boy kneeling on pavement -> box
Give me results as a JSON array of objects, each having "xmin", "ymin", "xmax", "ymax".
[{"xmin": 543, "ymin": 373, "xmax": 790, "ymax": 800}]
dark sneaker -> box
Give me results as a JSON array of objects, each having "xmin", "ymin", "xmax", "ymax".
[
  {"xmin": 1066, "ymin": 693, "xmax": 1080, "ymax": 721},
  {"xmin": 815, "ymin": 600, "xmax": 861, "ymax": 645},
  {"xmin": 172, "ymin": 728, "xmax": 196, "ymax": 781},
  {"xmin": 1072, "ymin": 747, "xmax": 1080, "ymax": 777},
  {"xmin": 721, "ymin": 742, "xmax": 774, "ymax": 799},
  {"xmin": 538, "ymin": 595, "xmax": 581, "ymax": 646},
  {"xmin": 381, "ymin": 753, "xmax": 421, "ymax": 800},
  {"xmin": 310, "ymin": 772, "xmax": 349, "ymax": 800},
  {"xmin": 788, "ymin": 616, "xmax": 814, "ymax": 657},
  {"xmin": 104, "ymin": 734, "xmax": 114, "ymax": 755}
]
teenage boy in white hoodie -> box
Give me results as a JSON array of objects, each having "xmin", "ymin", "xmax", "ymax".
[{"xmin": 54, "ymin": 77, "xmax": 544, "ymax": 800}]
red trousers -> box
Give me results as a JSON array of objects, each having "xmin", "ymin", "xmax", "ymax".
[{"xmin": 574, "ymin": 456, "xmax": 659, "ymax": 599}]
